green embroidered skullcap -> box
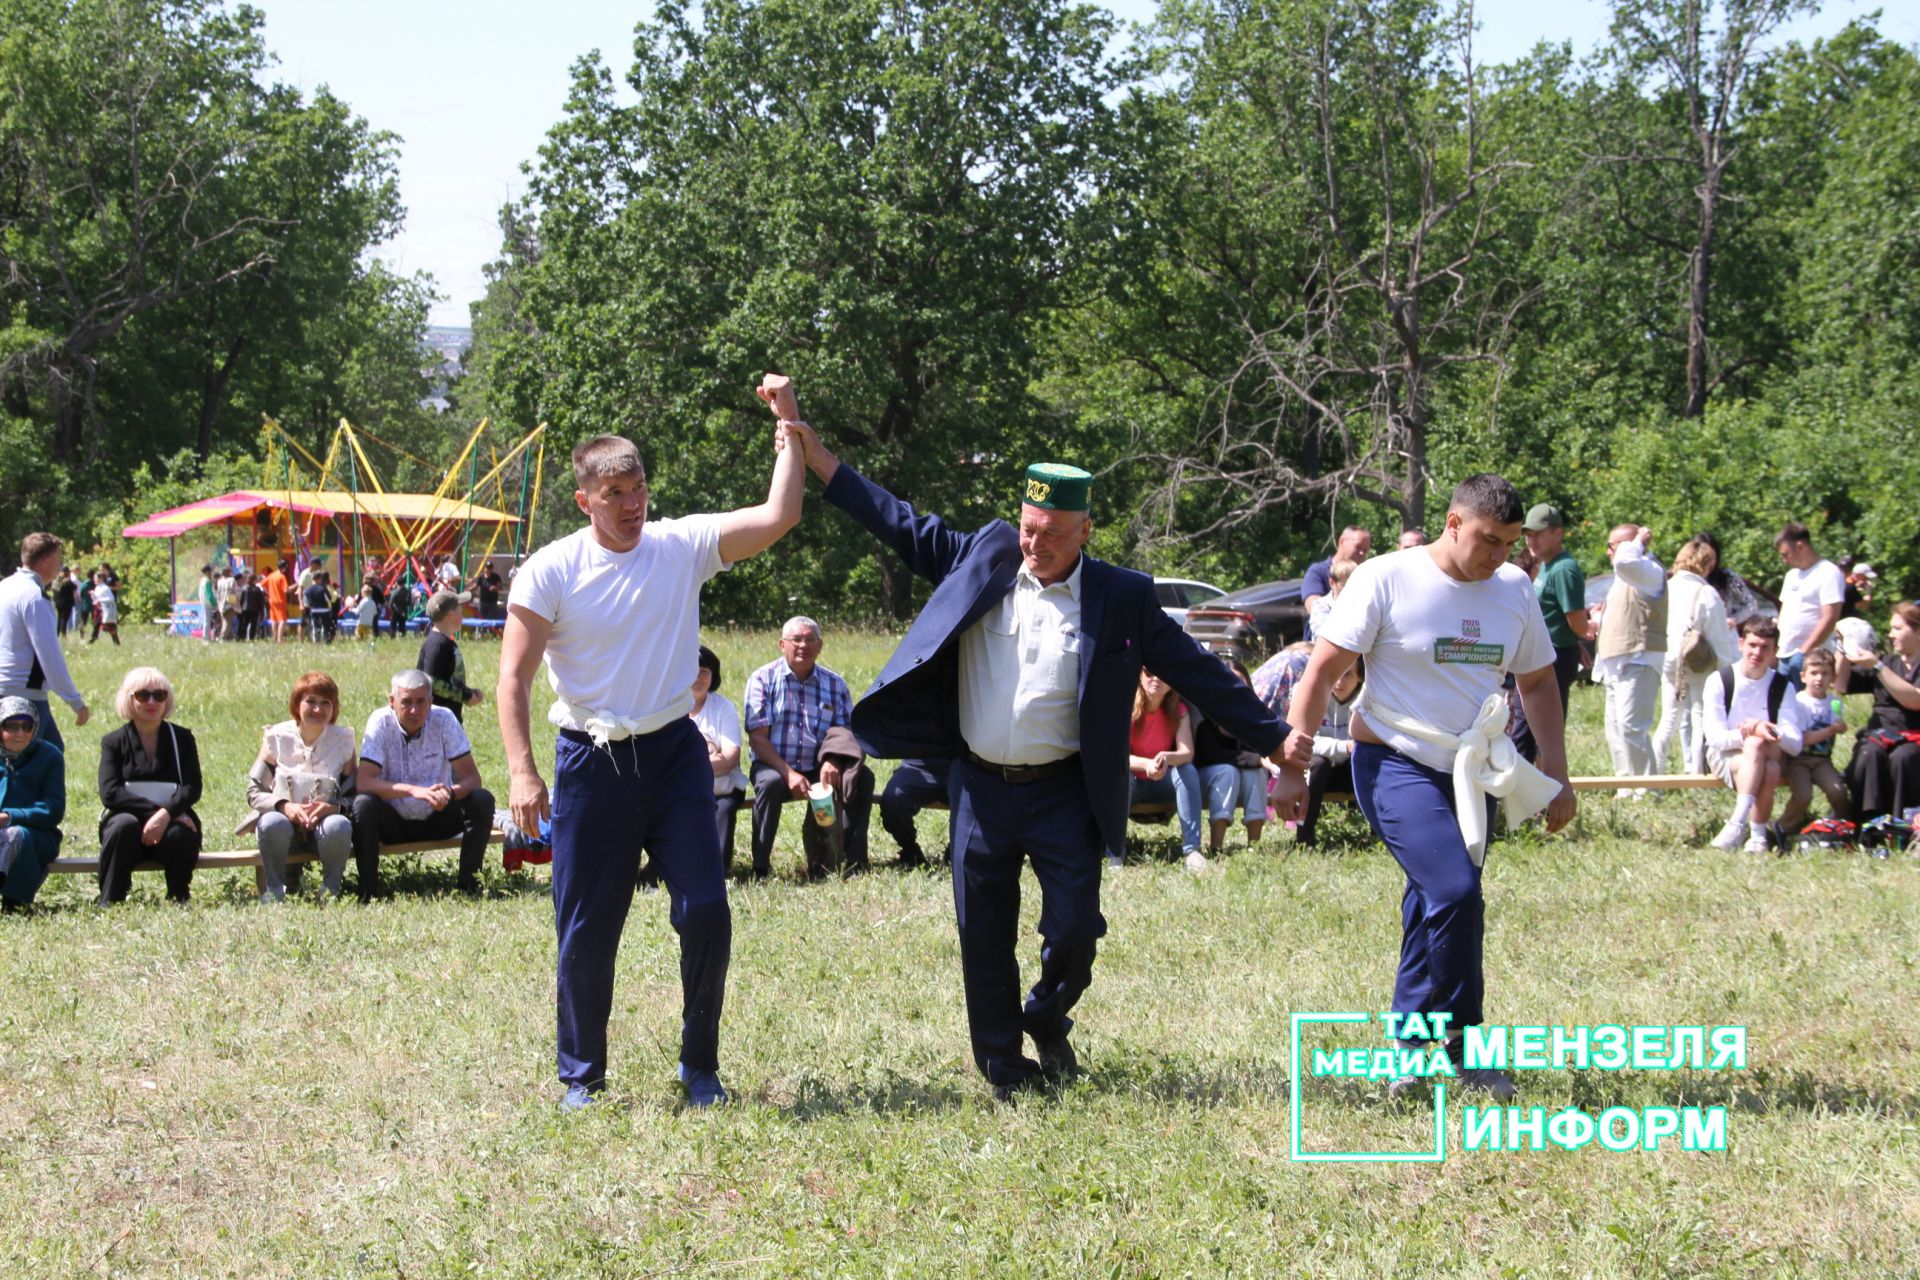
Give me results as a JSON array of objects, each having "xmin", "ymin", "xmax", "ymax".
[{"xmin": 1022, "ymin": 463, "xmax": 1093, "ymax": 512}]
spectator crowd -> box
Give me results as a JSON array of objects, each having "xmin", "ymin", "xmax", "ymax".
[{"xmin": 1, "ymin": 504, "xmax": 1916, "ymax": 912}]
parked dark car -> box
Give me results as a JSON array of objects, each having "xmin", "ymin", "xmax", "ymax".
[{"xmin": 1182, "ymin": 577, "xmax": 1308, "ymax": 664}]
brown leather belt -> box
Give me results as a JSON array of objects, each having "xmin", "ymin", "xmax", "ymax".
[{"xmin": 964, "ymin": 751, "xmax": 1080, "ymax": 784}]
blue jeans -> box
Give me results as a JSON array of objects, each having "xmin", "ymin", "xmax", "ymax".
[
  {"xmin": 1129, "ymin": 764, "xmax": 1203, "ymax": 852},
  {"xmin": 1199, "ymin": 763, "xmax": 1266, "ymax": 820}
]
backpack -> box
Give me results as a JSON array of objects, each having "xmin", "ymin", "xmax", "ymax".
[
  {"xmin": 1794, "ymin": 818, "xmax": 1857, "ymax": 851},
  {"xmin": 1716, "ymin": 666, "xmax": 1788, "ymax": 721}
]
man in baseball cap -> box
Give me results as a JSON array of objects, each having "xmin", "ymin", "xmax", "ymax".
[{"xmin": 1522, "ymin": 503, "xmax": 1588, "ymax": 721}]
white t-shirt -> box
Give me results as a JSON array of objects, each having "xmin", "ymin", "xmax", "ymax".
[
  {"xmin": 1777, "ymin": 559, "xmax": 1845, "ymax": 655},
  {"xmin": 691, "ymin": 691, "xmax": 749, "ymax": 795},
  {"xmin": 1315, "ymin": 548, "xmax": 1555, "ymax": 772},
  {"xmin": 91, "ymin": 582, "xmax": 118, "ymax": 624},
  {"xmin": 509, "ymin": 518, "xmax": 730, "ymax": 732},
  {"xmin": 1703, "ymin": 666, "xmax": 1807, "ymax": 756}
]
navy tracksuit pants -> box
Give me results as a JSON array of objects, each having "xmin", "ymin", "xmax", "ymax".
[
  {"xmin": 947, "ymin": 760, "xmax": 1107, "ymax": 1087},
  {"xmin": 1350, "ymin": 742, "xmax": 1498, "ymax": 1033},
  {"xmin": 550, "ymin": 719, "xmax": 731, "ymax": 1089}
]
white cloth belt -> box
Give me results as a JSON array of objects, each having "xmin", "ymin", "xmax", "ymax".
[
  {"xmin": 1362, "ymin": 694, "xmax": 1565, "ymax": 867},
  {"xmin": 548, "ymin": 694, "xmax": 690, "ymax": 746}
]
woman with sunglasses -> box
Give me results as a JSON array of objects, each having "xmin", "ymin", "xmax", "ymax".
[{"xmin": 97, "ymin": 667, "xmax": 203, "ymax": 903}]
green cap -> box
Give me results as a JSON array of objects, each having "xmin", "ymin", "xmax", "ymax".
[
  {"xmin": 1023, "ymin": 463, "xmax": 1093, "ymax": 512},
  {"xmin": 1522, "ymin": 503, "xmax": 1564, "ymax": 532}
]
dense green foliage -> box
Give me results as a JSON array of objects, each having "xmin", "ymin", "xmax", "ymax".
[
  {"xmin": 0, "ymin": 0, "xmax": 444, "ymax": 556},
  {"xmin": 4, "ymin": 0, "xmax": 1915, "ymax": 625},
  {"xmin": 456, "ymin": 0, "xmax": 1918, "ymax": 622}
]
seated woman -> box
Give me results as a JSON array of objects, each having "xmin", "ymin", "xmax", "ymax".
[
  {"xmin": 1193, "ymin": 656, "xmax": 1268, "ymax": 857},
  {"xmin": 1842, "ymin": 601, "xmax": 1920, "ymax": 824},
  {"xmin": 97, "ymin": 667, "xmax": 203, "ymax": 904},
  {"xmin": 1298, "ymin": 657, "xmax": 1364, "ymax": 848},
  {"xmin": 1127, "ymin": 668, "xmax": 1205, "ymax": 871},
  {"xmin": 0, "ymin": 695, "xmax": 65, "ymax": 914},
  {"xmin": 244, "ymin": 671, "xmax": 357, "ymax": 900},
  {"xmin": 691, "ymin": 645, "xmax": 749, "ymax": 869}
]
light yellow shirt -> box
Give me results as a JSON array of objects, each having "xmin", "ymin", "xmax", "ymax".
[{"xmin": 958, "ymin": 557, "xmax": 1084, "ymax": 765}]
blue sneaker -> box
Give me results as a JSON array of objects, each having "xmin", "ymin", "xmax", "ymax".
[
  {"xmin": 559, "ymin": 1083, "xmax": 598, "ymax": 1113},
  {"xmin": 678, "ymin": 1063, "xmax": 729, "ymax": 1108}
]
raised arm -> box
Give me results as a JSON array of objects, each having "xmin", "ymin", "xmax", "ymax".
[
  {"xmin": 714, "ymin": 422, "xmax": 806, "ymax": 564},
  {"xmin": 781, "ymin": 421, "xmax": 972, "ymax": 584},
  {"xmin": 497, "ymin": 604, "xmax": 554, "ymax": 832}
]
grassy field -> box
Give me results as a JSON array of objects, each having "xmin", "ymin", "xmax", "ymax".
[{"xmin": 3, "ymin": 628, "xmax": 1917, "ymax": 1278}]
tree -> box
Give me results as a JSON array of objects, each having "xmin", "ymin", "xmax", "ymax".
[
  {"xmin": 1, "ymin": 0, "xmax": 286, "ymax": 461},
  {"xmin": 1123, "ymin": 0, "xmax": 1534, "ymax": 543},
  {"xmin": 1592, "ymin": 0, "xmax": 1817, "ymax": 418},
  {"xmin": 476, "ymin": 0, "xmax": 1120, "ymax": 620},
  {"xmin": 0, "ymin": 0, "xmax": 435, "ymax": 555}
]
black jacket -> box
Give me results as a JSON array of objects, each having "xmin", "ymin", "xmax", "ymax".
[{"xmin": 97, "ymin": 720, "xmax": 203, "ymax": 835}]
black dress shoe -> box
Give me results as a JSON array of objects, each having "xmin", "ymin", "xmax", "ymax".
[
  {"xmin": 991, "ymin": 1074, "xmax": 1045, "ymax": 1104},
  {"xmin": 1035, "ymin": 1036, "xmax": 1084, "ymax": 1085}
]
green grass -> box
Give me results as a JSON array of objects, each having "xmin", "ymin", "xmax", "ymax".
[{"xmin": 3, "ymin": 630, "xmax": 1917, "ymax": 1277}]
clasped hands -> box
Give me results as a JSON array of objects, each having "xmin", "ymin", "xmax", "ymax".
[
  {"xmin": 393, "ymin": 783, "xmax": 456, "ymax": 812},
  {"xmin": 278, "ymin": 798, "xmax": 342, "ymax": 830}
]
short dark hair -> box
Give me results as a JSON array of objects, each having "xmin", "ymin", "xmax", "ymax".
[
  {"xmin": 1739, "ymin": 616, "xmax": 1779, "ymax": 644},
  {"xmin": 19, "ymin": 532, "xmax": 60, "ymax": 567},
  {"xmin": 697, "ymin": 644, "xmax": 722, "ymax": 691},
  {"xmin": 1447, "ymin": 474, "xmax": 1524, "ymax": 525},
  {"xmin": 1774, "ymin": 522, "xmax": 1812, "ymax": 549}
]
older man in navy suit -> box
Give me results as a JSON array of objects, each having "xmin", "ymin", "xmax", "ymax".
[{"xmin": 780, "ymin": 421, "xmax": 1310, "ymax": 1099}]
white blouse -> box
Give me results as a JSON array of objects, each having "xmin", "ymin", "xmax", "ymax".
[{"xmin": 261, "ymin": 720, "xmax": 357, "ymax": 804}]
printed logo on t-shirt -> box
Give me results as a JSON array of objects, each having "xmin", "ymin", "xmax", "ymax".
[{"xmin": 1433, "ymin": 634, "xmax": 1505, "ymax": 665}]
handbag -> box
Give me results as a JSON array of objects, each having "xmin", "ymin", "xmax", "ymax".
[
  {"xmin": 1677, "ymin": 591, "xmax": 1719, "ymax": 674},
  {"xmin": 122, "ymin": 723, "xmax": 183, "ymax": 807}
]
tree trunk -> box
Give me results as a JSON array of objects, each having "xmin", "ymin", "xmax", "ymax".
[
  {"xmin": 196, "ymin": 334, "xmax": 246, "ymax": 460},
  {"xmin": 1683, "ymin": 166, "xmax": 1718, "ymax": 419},
  {"xmin": 875, "ymin": 547, "xmax": 914, "ymax": 622}
]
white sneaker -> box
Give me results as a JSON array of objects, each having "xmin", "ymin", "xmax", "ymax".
[
  {"xmin": 1710, "ymin": 819, "xmax": 1748, "ymax": 850},
  {"xmin": 1106, "ymin": 853, "xmax": 1124, "ymax": 870},
  {"xmin": 1744, "ymin": 828, "xmax": 1772, "ymax": 855},
  {"xmin": 1183, "ymin": 850, "xmax": 1209, "ymax": 874}
]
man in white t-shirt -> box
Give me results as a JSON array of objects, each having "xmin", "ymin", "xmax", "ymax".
[
  {"xmin": 1701, "ymin": 618, "xmax": 1806, "ymax": 853},
  {"xmin": 498, "ymin": 380, "xmax": 805, "ymax": 1112},
  {"xmin": 1285, "ymin": 474, "xmax": 1576, "ymax": 1102},
  {"xmin": 1773, "ymin": 522, "xmax": 1845, "ymax": 685}
]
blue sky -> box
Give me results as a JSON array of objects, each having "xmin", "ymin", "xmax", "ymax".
[{"xmin": 252, "ymin": 0, "xmax": 1916, "ymax": 327}]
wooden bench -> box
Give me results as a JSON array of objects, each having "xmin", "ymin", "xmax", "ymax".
[{"xmin": 48, "ymin": 833, "xmax": 512, "ymax": 894}]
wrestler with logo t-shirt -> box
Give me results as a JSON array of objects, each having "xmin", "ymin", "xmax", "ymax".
[
  {"xmin": 1283, "ymin": 474, "xmax": 1577, "ymax": 1101},
  {"xmin": 497, "ymin": 378, "xmax": 806, "ymax": 1111}
]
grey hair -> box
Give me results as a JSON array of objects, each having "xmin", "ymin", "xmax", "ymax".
[
  {"xmin": 782, "ymin": 615, "xmax": 822, "ymax": 640},
  {"xmin": 390, "ymin": 668, "xmax": 432, "ymax": 693}
]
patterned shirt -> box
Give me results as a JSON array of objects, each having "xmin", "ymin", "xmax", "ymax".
[
  {"xmin": 743, "ymin": 659, "xmax": 852, "ymax": 770},
  {"xmin": 1251, "ymin": 647, "xmax": 1310, "ymax": 720},
  {"xmin": 360, "ymin": 705, "xmax": 473, "ymax": 821}
]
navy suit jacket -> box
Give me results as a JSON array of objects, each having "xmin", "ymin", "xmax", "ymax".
[{"xmin": 824, "ymin": 465, "xmax": 1289, "ymax": 859}]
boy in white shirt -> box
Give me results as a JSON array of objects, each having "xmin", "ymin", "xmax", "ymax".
[
  {"xmin": 1703, "ymin": 618, "xmax": 1808, "ymax": 852},
  {"xmin": 1777, "ymin": 649, "xmax": 1849, "ymax": 834},
  {"xmin": 1286, "ymin": 474, "xmax": 1576, "ymax": 1101}
]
